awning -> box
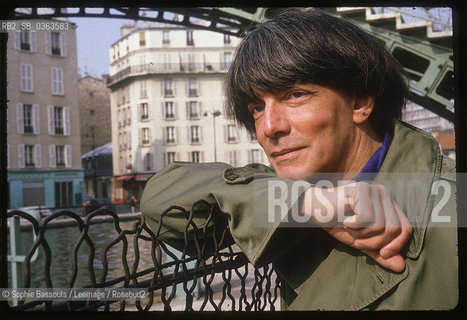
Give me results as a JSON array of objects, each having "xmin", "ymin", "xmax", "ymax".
[
  {"xmin": 135, "ymin": 174, "xmax": 153, "ymax": 181},
  {"xmin": 116, "ymin": 175, "xmax": 135, "ymax": 181}
]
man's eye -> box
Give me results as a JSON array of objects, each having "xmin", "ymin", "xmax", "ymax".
[
  {"xmin": 291, "ymin": 91, "xmax": 305, "ymax": 99},
  {"xmin": 250, "ymin": 106, "xmax": 264, "ymax": 114}
]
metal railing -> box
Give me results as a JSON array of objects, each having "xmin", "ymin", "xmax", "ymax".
[{"xmin": 5, "ymin": 201, "xmax": 281, "ymax": 311}]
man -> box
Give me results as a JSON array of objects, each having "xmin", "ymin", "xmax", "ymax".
[{"xmin": 141, "ymin": 9, "xmax": 457, "ymax": 310}]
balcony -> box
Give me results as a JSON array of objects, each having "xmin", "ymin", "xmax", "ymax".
[
  {"xmin": 107, "ymin": 63, "xmax": 228, "ymax": 86},
  {"xmin": 6, "ymin": 202, "xmax": 280, "ymax": 311}
]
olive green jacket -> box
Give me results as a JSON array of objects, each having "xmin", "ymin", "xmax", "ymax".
[{"xmin": 141, "ymin": 121, "xmax": 458, "ymax": 310}]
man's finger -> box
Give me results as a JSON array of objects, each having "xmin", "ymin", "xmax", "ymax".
[
  {"xmin": 362, "ymin": 249, "xmax": 406, "ymax": 273},
  {"xmin": 379, "ymin": 201, "xmax": 413, "ymax": 259}
]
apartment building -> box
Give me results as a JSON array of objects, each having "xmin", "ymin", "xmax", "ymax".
[
  {"xmin": 6, "ymin": 21, "xmax": 84, "ymax": 209},
  {"xmin": 108, "ymin": 22, "xmax": 268, "ymax": 203}
]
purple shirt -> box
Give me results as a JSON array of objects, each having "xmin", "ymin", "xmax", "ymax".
[{"xmin": 352, "ymin": 132, "xmax": 392, "ymax": 182}]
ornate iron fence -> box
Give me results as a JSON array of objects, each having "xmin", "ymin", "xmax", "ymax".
[{"xmin": 6, "ymin": 201, "xmax": 281, "ymax": 311}]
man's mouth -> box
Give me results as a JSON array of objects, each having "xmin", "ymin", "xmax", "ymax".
[{"xmin": 270, "ymin": 147, "xmax": 306, "ymax": 161}]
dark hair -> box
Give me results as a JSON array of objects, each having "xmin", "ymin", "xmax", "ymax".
[{"xmin": 224, "ymin": 8, "xmax": 408, "ymax": 137}]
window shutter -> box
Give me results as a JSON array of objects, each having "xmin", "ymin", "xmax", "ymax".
[
  {"xmin": 199, "ymin": 126, "xmax": 203, "ymax": 143},
  {"xmin": 20, "ymin": 64, "xmax": 26, "ymax": 91},
  {"xmin": 63, "ymin": 106, "xmax": 70, "ymax": 135},
  {"xmin": 13, "ymin": 31, "xmax": 20, "ymax": 49},
  {"xmin": 58, "ymin": 68, "xmax": 63, "ymax": 94},
  {"xmin": 32, "ymin": 104, "xmax": 40, "ymax": 134},
  {"xmin": 174, "ymin": 102, "xmax": 178, "ymax": 119},
  {"xmin": 18, "ymin": 144, "xmax": 25, "ymax": 168},
  {"xmin": 48, "ymin": 105, "xmax": 55, "ymax": 135},
  {"xmin": 30, "ymin": 31, "xmax": 37, "ymax": 52},
  {"xmin": 49, "ymin": 145, "xmax": 56, "ymax": 168},
  {"xmin": 16, "ymin": 103, "xmax": 24, "ymax": 134},
  {"xmin": 51, "ymin": 68, "xmax": 57, "ymax": 94},
  {"xmin": 27, "ymin": 64, "xmax": 33, "ymax": 92},
  {"xmin": 175, "ymin": 127, "xmax": 179, "ymax": 144},
  {"xmin": 45, "ymin": 31, "xmax": 51, "ymax": 54},
  {"xmin": 185, "ymin": 102, "xmax": 189, "ymax": 118},
  {"xmin": 162, "ymin": 127, "xmax": 166, "ymax": 145},
  {"xmin": 198, "ymin": 102, "xmax": 203, "ymax": 117},
  {"xmin": 185, "ymin": 79, "xmax": 189, "ymax": 97},
  {"xmin": 60, "ymin": 32, "xmax": 67, "ymax": 56},
  {"xmin": 65, "ymin": 145, "xmax": 72, "ymax": 168},
  {"xmin": 186, "ymin": 126, "xmax": 190, "ymax": 143},
  {"xmin": 34, "ymin": 144, "xmax": 42, "ymax": 168}
]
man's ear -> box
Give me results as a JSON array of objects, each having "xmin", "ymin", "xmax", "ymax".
[{"xmin": 352, "ymin": 95, "xmax": 375, "ymax": 125}]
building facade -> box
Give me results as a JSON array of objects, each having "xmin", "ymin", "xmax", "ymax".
[
  {"xmin": 79, "ymin": 74, "xmax": 112, "ymax": 156},
  {"xmin": 81, "ymin": 142, "xmax": 113, "ymax": 200},
  {"xmin": 7, "ymin": 21, "xmax": 84, "ymax": 209},
  {"xmin": 108, "ymin": 22, "xmax": 268, "ymax": 203}
]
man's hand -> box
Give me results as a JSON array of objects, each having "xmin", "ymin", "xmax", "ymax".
[{"xmin": 300, "ymin": 182, "xmax": 413, "ymax": 272}]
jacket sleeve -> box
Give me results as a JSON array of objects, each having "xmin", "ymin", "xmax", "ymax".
[{"xmin": 140, "ymin": 161, "xmax": 312, "ymax": 267}]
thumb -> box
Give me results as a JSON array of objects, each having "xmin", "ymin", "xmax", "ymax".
[{"xmin": 362, "ymin": 249, "xmax": 406, "ymax": 273}]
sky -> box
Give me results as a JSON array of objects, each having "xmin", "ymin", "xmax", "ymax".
[{"xmin": 69, "ymin": 17, "xmax": 134, "ymax": 78}]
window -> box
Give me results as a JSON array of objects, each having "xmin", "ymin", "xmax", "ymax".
[
  {"xmin": 17, "ymin": 144, "xmax": 41, "ymax": 169},
  {"xmin": 163, "ymin": 30, "xmax": 170, "ymax": 44},
  {"xmin": 163, "ymin": 54, "xmax": 171, "ymax": 70},
  {"xmin": 23, "ymin": 104, "xmax": 33, "ymax": 133},
  {"xmin": 187, "ymin": 101, "xmax": 199, "ymax": 119},
  {"xmin": 51, "ymin": 67, "xmax": 64, "ymax": 95},
  {"xmin": 48, "ymin": 106, "xmax": 70, "ymax": 136},
  {"xmin": 188, "ymin": 53, "xmax": 196, "ymax": 71},
  {"xmin": 191, "ymin": 151, "xmax": 200, "ymax": 163},
  {"xmin": 249, "ymin": 132, "xmax": 258, "ymax": 142},
  {"xmin": 228, "ymin": 150, "xmax": 238, "ymax": 167},
  {"xmin": 224, "ymin": 34, "xmax": 231, "ymax": 45},
  {"xmin": 15, "ymin": 30, "xmax": 36, "ymax": 52},
  {"xmin": 226, "ymin": 125, "xmax": 238, "ymax": 143},
  {"xmin": 186, "ymin": 30, "xmax": 194, "ymax": 46},
  {"xmin": 127, "ymin": 131, "xmax": 131, "ymax": 150},
  {"xmin": 20, "ymin": 63, "xmax": 33, "ymax": 92},
  {"xmin": 187, "ymin": 79, "xmax": 198, "ymax": 97},
  {"xmin": 166, "ymin": 126, "xmax": 176, "ymax": 144},
  {"xmin": 17, "ymin": 103, "xmax": 39, "ymax": 135},
  {"xmin": 55, "ymin": 181, "xmax": 73, "ymax": 207},
  {"xmin": 51, "ymin": 32, "xmax": 61, "ymax": 55},
  {"xmin": 25, "ymin": 145, "xmax": 35, "ymax": 167},
  {"xmin": 164, "ymin": 79, "xmax": 174, "ymax": 96},
  {"xmin": 139, "ymin": 32, "xmax": 146, "ymax": 47},
  {"xmin": 20, "ymin": 31, "xmax": 30, "ymax": 51},
  {"xmin": 140, "ymin": 103, "xmax": 149, "ymax": 120},
  {"xmin": 164, "ymin": 101, "xmax": 175, "ymax": 120},
  {"xmin": 54, "ymin": 106, "xmax": 63, "ymax": 135},
  {"xmin": 167, "ymin": 152, "xmax": 176, "ymax": 165},
  {"xmin": 141, "ymin": 127, "xmax": 150, "ymax": 145},
  {"xmin": 140, "ymin": 80, "xmax": 147, "ymax": 98},
  {"xmin": 248, "ymin": 149, "xmax": 261, "ymax": 163},
  {"xmin": 144, "ymin": 153, "xmax": 153, "ymax": 171},
  {"xmin": 190, "ymin": 125, "xmax": 201, "ymax": 144},
  {"xmin": 56, "ymin": 145, "xmax": 65, "ymax": 167},
  {"xmin": 127, "ymin": 107, "xmax": 131, "ymax": 125},
  {"xmin": 222, "ymin": 52, "xmax": 232, "ymax": 70}
]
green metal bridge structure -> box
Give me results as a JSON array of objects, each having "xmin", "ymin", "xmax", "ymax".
[{"xmin": 8, "ymin": 6, "xmax": 456, "ymax": 122}]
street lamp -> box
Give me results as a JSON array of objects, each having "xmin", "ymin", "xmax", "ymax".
[{"xmin": 203, "ymin": 110, "xmax": 221, "ymax": 162}]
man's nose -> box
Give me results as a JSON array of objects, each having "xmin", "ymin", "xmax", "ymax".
[{"xmin": 262, "ymin": 98, "xmax": 290, "ymax": 139}]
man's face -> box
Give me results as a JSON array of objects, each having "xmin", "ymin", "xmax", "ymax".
[{"xmin": 249, "ymin": 83, "xmax": 358, "ymax": 180}]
